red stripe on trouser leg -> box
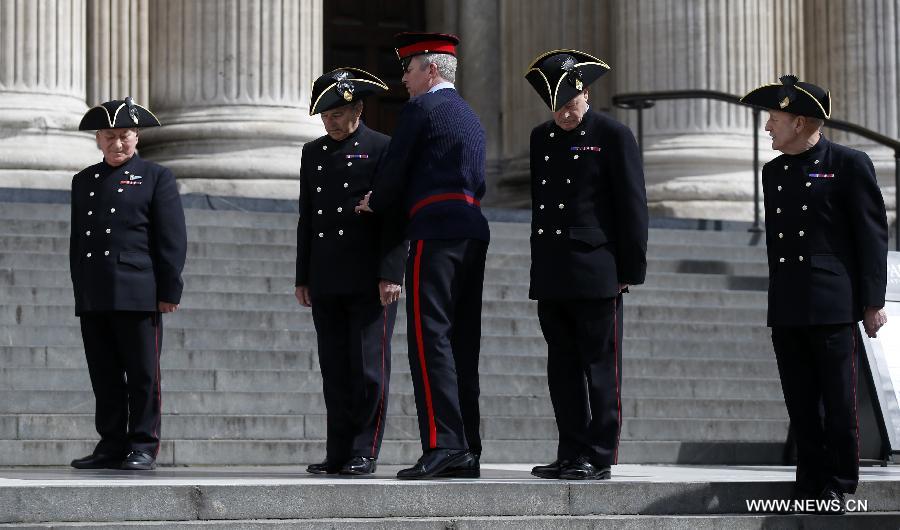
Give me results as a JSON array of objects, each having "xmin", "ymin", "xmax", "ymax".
[
  {"xmin": 371, "ymin": 307, "xmax": 388, "ymax": 457},
  {"xmin": 153, "ymin": 313, "xmax": 161, "ymax": 458},
  {"xmin": 413, "ymin": 241, "xmax": 438, "ymax": 448},
  {"xmin": 852, "ymin": 329, "xmax": 859, "ymax": 465},
  {"xmin": 613, "ymin": 296, "xmax": 621, "ymax": 464}
]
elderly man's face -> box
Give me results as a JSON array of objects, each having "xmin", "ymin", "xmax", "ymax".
[
  {"xmin": 764, "ymin": 110, "xmax": 801, "ymax": 152},
  {"xmin": 96, "ymin": 128, "xmax": 138, "ymax": 167},
  {"xmin": 320, "ymin": 102, "xmax": 362, "ymax": 141},
  {"xmin": 402, "ymin": 56, "xmax": 434, "ymax": 98},
  {"xmin": 554, "ymin": 90, "xmax": 589, "ymax": 131}
]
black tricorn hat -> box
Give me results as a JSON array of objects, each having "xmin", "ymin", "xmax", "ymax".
[
  {"xmin": 79, "ymin": 97, "xmax": 161, "ymax": 130},
  {"xmin": 309, "ymin": 68, "xmax": 389, "ymax": 116},
  {"xmin": 740, "ymin": 75, "xmax": 831, "ymax": 119},
  {"xmin": 525, "ymin": 49, "xmax": 610, "ymax": 111}
]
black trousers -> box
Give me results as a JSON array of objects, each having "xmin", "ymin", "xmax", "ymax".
[
  {"xmin": 79, "ymin": 311, "xmax": 162, "ymax": 457},
  {"xmin": 772, "ymin": 324, "xmax": 859, "ymax": 494},
  {"xmin": 311, "ymin": 293, "xmax": 397, "ymax": 462},
  {"xmin": 406, "ymin": 238, "xmax": 487, "ymax": 454},
  {"xmin": 538, "ymin": 295, "xmax": 623, "ymax": 466}
]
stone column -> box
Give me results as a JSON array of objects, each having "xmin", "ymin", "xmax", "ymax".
[
  {"xmin": 494, "ymin": 0, "xmax": 612, "ymax": 207},
  {"xmin": 138, "ymin": 0, "xmax": 323, "ymax": 199},
  {"xmin": 0, "ymin": 0, "xmax": 96, "ymax": 189},
  {"xmin": 774, "ymin": 0, "xmax": 804, "ymax": 79},
  {"xmin": 458, "ymin": 0, "xmax": 501, "ymax": 203},
  {"xmin": 610, "ymin": 0, "xmax": 785, "ymax": 221},
  {"xmin": 85, "ymin": 0, "xmax": 149, "ymax": 105},
  {"xmin": 804, "ymin": 0, "xmax": 899, "ymax": 217}
]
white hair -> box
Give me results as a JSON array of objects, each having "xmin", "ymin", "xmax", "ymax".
[
  {"xmin": 806, "ymin": 117, "xmax": 825, "ymax": 130},
  {"xmin": 420, "ymin": 53, "xmax": 457, "ymax": 83}
]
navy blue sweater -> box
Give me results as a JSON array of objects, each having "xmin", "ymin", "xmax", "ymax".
[{"xmin": 369, "ymin": 88, "xmax": 490, "ymax": 242}]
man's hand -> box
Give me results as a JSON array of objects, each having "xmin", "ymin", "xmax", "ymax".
[
  {"xmin": 355, "ymin": 191, "xmax": 373, "ymax": 214},
  {"xmin": 295, "ymin": 286, "xmax": 312, "ymax": 307},
  {"xmin": 379, "ymin": 280, "xmax": 401, "ymax": 306},
  {"xmin": 158, "ymin": 301, "xmax": 179, "ymax": 313},
  {"xmin": 618, "ymin": 283, "xmax": 630, "ymax": 294},
  {"xmin": 863, "ymin": 306, "xmax": 888, "ymax": 338}
]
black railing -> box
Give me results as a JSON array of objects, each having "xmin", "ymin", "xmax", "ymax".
[{"xmin": 612, "ymin": 90, "xmax": 900, "ymax": 249}]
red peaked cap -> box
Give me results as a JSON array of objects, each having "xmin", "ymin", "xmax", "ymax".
[{"xmin": 394, "ymin": 32, "xmax": 460, "ymax": 60}]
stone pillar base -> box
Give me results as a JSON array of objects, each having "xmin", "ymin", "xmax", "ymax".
[
  {"xmin": 0, "ymin": 93, "xmax": 97, "ymax": 174},
  {"xmin": 175, "ymin": 178, "xmax": 300, "ymax": 200},
  {"xmin": 138, "ymin": 106, "xmax": 321, "ymax": 181},
  {"xmin": 647, "ymin": 171, "xmax": 759, "ymax": 221}
]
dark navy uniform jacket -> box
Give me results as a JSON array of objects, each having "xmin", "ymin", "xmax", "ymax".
[
  {"xmin": 69, "ymin": 154, "xmax": 187, "ymax": 316},
  {"xmin": 368, "ymin": 88, "xmax": 490, "ymax": 243},
  {"xmin": 529, "ymin": 110, "xmax": 648, "ymax": 300},
  {"xmin": 763, "ymin": 136, "xmax": 888, "ymax": 326},
  {"xmin": 295, "ymin": 123, "xmax": 407, "ymax": 296}
]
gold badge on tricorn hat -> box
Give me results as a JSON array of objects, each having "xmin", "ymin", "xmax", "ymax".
[
  {"xmin": 125, "ymin": 96, "xmax": 140, "ymax": 124},
  {"xmin": 741, "ymin": 74, "xmax": 831, "ymax": 120}
]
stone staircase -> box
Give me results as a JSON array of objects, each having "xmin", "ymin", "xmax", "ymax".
[{"xmin": 0, "ymin": 200, "xmax": 788, "ymax": 466}]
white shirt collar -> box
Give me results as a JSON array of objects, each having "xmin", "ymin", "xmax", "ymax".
[{"xmin": 428, "ymin": 81, "xmax": 455, "ymax": 93}]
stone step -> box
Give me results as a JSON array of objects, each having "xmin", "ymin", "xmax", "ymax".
[
  {"xmin": 0, "ymin": 323, "xmax": 775, "ymax": 353},
  {"xmin": 0, "ymin": 439, "xmax": 787, "ymax": 466},
  {"xmin": 0, "ymin": 247, "xmax": 770, "ymax": 278},
  {"xmin": 4, "ymin": 514, "xmax": 894, "ymax": 529},
  {"xmin": 0, "ymin": 345, "xmax": 778, "ymax": 378},
  {"xmin": 0, "ymin": 367, "xmax": 782, "ymax": 399},
  {"xmin": 0, "ymin": 264, "xmax": 770, "ymax": 293},
  {"xmin": 0, "ymin": 202, "xmax": 771, "ymax": 244},
  {"xmin": 0, "ymin": 389, "xmax": 784, "ymax": 420},
  {"xmin": 1, "ymin": 304, "xmax": 770, "ymax": 329},
  {"xmin": 1, "ymin": 216, "xmax": 770, "ymax": 247},
  {"xmin": 0, "ymin": 284, "xmax": 769, "ymax": 310},
  {"xmin": 0, "ymin": 389, "xmax": 786, "ymax": 422},
  {"xmin": 1, "ymin": 464, "xmax": 896, "ymax": 523},
  {"xmin": 0, "ymin": 413, "xmax": 787, "ymax": 442},
  {"xmin": 0, "ymin": 327, "xmax": 774, "ymax": 358},
  {"xmin": 0, "ymin": 234, "xmax": 769, "ymax": 262}
]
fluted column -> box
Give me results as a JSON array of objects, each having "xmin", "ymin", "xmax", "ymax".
[
  {"xmin": 611, "ymin": 0, "xmax": 784, "ymax": 220},
  {"xmin": 0, "ymin": 0, "xmax": 96, "ymax": 189},
  {"xmin": 458, "ymin": 0, "xmax": 501, "ymax": 202},
  {"xmin": 139, "ymin": 0, "xmax": 322, "ymax": 198},
  {"xmin": 774, "ymin": 0, "xmax": 804, "ymax": 79},
  {"xmin": 804, "ymin": 0, "xmax": 899, "ymax": 217},
  {"xmin": 86, "ymin": 0, "xmax": 149, "ymax": 105}
]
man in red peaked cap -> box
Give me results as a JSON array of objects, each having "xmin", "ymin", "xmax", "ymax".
[{"xmin": 357, "ymin": 31, "xmax": 489, "ymax": 479}]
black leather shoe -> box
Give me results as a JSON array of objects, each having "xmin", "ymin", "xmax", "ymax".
[
  {"xmin": 397, "ymin": 450, "xmax": 474, "ymax": 480},
  {"xmin": 816, "ymin": 486, "xmax": 846, "ymax": 515},
  {"xmin": 306, "ymin": 460, "xmax": 341, "ymax": 474},
  {"xmin": 559, "ymin": 457, "xmax": 611, "ymax": 480},
  {"xmin": 121, "ymin": 451, "xmax": 156, "ymax": 470},
  {"xmin": 340, "ymin": 456, "xmax": 377, "ymax": 475},
  {"xmin": 70, "ymin": 453, "xmax": 122, "ymax": 469},
  {"xmin": 531, "ymin": 459, "xmax": 567, "ymax": 480},
  {"xmin": 437, "ymin": 452, "xmax": 480, "ymax": 478}
]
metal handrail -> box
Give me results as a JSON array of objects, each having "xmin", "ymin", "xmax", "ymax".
[{"xmin": 612, "ymin": 90, "xmax": 900, "ymax": 249}]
